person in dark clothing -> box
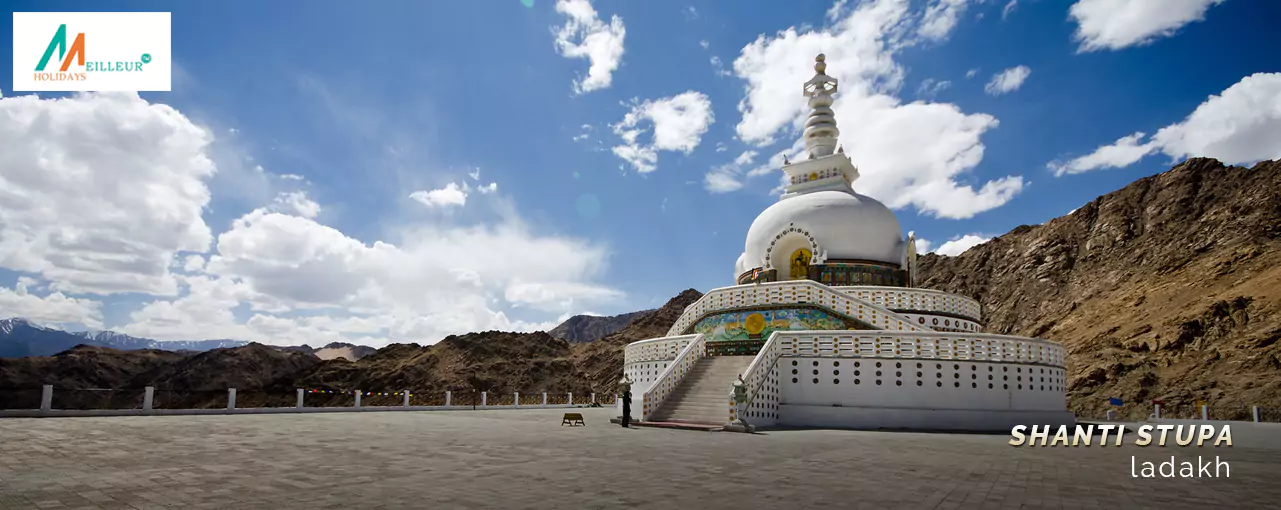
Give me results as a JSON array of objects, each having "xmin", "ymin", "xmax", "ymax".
[{"xmin": 621, "ymin": 390, "xmax": 632, "ymax": 427}]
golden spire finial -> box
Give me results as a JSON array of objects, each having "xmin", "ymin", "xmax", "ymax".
[{"xmin": 815, "ymin": 53, "xmax": 827, "ymax": 74}]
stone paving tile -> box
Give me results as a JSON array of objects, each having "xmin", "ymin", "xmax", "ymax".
[{"xmin": 2, "ymin": 409, "xmax": 1280, "ymax": 509}]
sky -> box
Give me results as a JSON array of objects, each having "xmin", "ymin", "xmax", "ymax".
[{"xmin": 2, "ymin": 0, "xmax": 1279, "ymax": 347}]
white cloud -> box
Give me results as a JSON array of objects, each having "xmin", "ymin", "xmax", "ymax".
[
  {"xmin": 1002, "ymin": 0, "xmax": 1018, "ymax": 19},
  {"xmin": 1051, "ymin": 73, "xmax": 1281, "ymax": 175},
  {"xmin": 1069, "ymin": 0, "xmax": 1224, "ymax": 52},
  {"xmin": 684, "ymin": 6, "xmax": 698, "ymax": 19},
  {"xmin": 709, "ymin": 56, "xmax": 732, "ymax": 77},
  {"xmin": 279, "ymin": 173, "xmax": 305, "ymax": 181},
  {"xmin": 985, "ymin": 65, "xmax": 1031, "ymax": 96},
  {"xmin": 699, "ymin": 39, "xmax": 710, "ymax": 50},
  {"xmin": 476, "ymin": 182, "xmax": 499, "ymax": 194},
  {"xmin": 965, "ymin": 68, "xmax": 979, "ymax": 79},
  {"xmin": 612, "ymin": 91, "xmax": 714, "ymax": 173},
  {"xmin": 410, "ymin": 182, "xmax": 469, "ymax": 208},
  {"xmin": 0, "ymin": 92, "xmax": 214, "ymax": 296},
  {"xmin": 271, "ymin": 191, "xmax": 322, "ymax": 218},
  {"xmin": 918, "ymin": 0, "xmax": 977, "ymax": 42},
  {"xmin": 1048, "ymin": 131, "xmax": 1154, "ymax": 176},
  {"xmin": 916, "ymin": 78, "xmax": 952, "ymax": 99},
  {"xmin": 119, "ymin": 206, "xmax": 622, "ymax": 346},
  {"xmin": 932, "ymin": 234, "xmax": 990, "ymax": 256},
  {"xmin": 729, "ymin": 0, "xmax": 1023, "ymax": 219},
  {"xmin": 0, "ymin": 277, "xmax": 104, "ymax": 328},
  {"xmin": 553, "ymin": 0, "xmax": 627, "ymax": 94},
  {"xmin": 182, "ymin": 255, "xmax": 207, "ymax": 273},
  {"xmin": 913, "ymin": 237, "xmax": 933, "ymax": 254}
]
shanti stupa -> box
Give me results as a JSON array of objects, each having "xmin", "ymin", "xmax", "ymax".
[{"xmin": 620, "ymin": 55, "xmax": 1074, "ymax": 431}]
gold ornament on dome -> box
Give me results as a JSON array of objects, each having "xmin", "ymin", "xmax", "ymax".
[{"xmin": 745, "ymin": 313, "xmax": 767, "ymax": 335}]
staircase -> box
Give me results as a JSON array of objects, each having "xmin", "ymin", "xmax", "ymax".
[{"xmin": 648, "ymin": 356, "xmax": 755, "ymax": 425}]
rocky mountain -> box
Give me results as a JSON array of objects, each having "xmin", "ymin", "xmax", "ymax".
[
  {"xmin": 0, "ymin": 318, "xmax": 248, "ymax": 357},
  {"xmin": 918, "ymin": 158, "xmax": 1281, "ymax": 421},
  {"xmin": 548, "ymin": 310, "xmax": 651, "ymax": 343},
  {"xmin": 0, "ymin": 289, "xmax": 704, "ymax": 409},
  {"xmin": 274, "ymin": 342, "xmax": 377, "ymax": 361}
]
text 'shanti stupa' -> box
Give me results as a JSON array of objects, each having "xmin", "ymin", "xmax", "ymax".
[{"xmin": 621, "ymin": 55, "xmax": 1073, "ymax": 431}]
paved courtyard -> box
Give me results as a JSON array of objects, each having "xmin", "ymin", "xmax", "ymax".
[{"xmin": 2, "ymin": 408, "xmax": 1279, "ymax": 509}]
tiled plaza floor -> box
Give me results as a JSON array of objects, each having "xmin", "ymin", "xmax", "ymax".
[{"xmin": 1, "ymin": 408, "xmax": 1278, "ymax": 509}]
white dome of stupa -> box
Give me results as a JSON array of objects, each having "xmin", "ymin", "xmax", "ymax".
[
  {"xmin": 733, "ymin": 54, "xmax": 906, "ymax": 282},
  {"xmin": 742, "ymin": 189, "xmax": 903, "ymax": 269}
]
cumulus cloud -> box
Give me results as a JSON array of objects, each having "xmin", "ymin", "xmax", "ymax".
[
  {"xmin": 612, "ymin": 91, "xmax": 714, "ymax": 173},
  {"xmin": 271, "ymin": 191, "xmax": 322, "ymax": 218},
  {"xmin": 0, "ymin": 92, "xmax": 214, "ymax": 296},
  {"xmin": 965, "ymin": 68, "xmax": 979, "ymax": 79},
  {"xmin": 182, "ymin": 255, "xmax": 207, "ymax": 273},
  {"xmin": 1048, "ymin": 132, "xmax": 1154, "ymax": 176},
  {"xmin": 930, "ymin": 234, "xmax": 991, "ymax": 256},
  {"xmin": 985, "ymin": 65, "xmax": 1031, "ymax": 96},
  {"xmin": 0, "ymin": 277, "xmax": 104, "ymax": 328},
  {"xmin": 553, "ymin": 0, "xmax": 627, "ymax": 94},
  {"xmin": 726, "ymin": 0, "xmax": 1023, "ymax": 219},
  {"xmin": 1050, "ymin": 73, "xmax": 1281, "ymax": 175},
  {"xmin": 410, "ymin": 183, "xmax": 469, "ymax": 208},
  {"xmin": 1069, "ymin": 0, "xmax": 1224, "ymax": 52},
  {"xmin": 709, "ymin": 56, "xmax": 732, "ymax": 77}
]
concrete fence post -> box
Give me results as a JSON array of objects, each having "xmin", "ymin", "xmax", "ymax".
[
  {"xmin": 1253, "ymin": 406, "xmax": 1260, "ymax": 423},
  {"xmin": 481, "ymin": 391, "xmax": 487, "ymax": 407},
  {"xmin": 568, "ymin": 392, "xmax": 573, "ymax": 406},
  {"xmin": 296, "ymin": 389, "xmax": 304, "ymax": 409},
  {"xmin": 355, "ymin": 390, "xmax": 362, "ymax": 408},
  {"xmin": 39, "ymin": 384, "xmax": 52, "ymax": 412},
  {"xmin": 143, "ymin": 386, "xmax": 154, "ymax": 412},
  {"xmin": 1154, "ymin": 404, "xmax": 1161, "ymax": 420},
  {"xmin": 514, "ymin": 392, "xmax": 520, "ymax": 407},
  {"xmin": 542, "ymin": 392, "xmax": 547, "ymax": 407},
  {"xmin": 591, "ymin": 392, "xmax": 596, "ymax": 405},
  {"xmin": 227, "ymin": 388, "xmax": 237, "ymax": 411},
  {"xmin": 403, "ymin": 390, "xmax": 410, "ymax": 407},
  {"xmin": 1200, "ymin": 405, "xmax": 1208, "ymax": 420},
  {"xmin": 445, "ymin": 391, "xmax": 452, "ymax": 407}
]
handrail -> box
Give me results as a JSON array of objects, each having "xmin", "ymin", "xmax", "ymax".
[
  {"xmin": 729, "ymin": 331, "xmax": 785, "ymax": 412},
  {"xmin": 641, "ymin": 334, "xmax": 707, "ymax": 421},
  {"xmin": 769, "ymin": 330, "xmax": 1066, "ymax": 365},
  {"xmin": 666, "ymin": 280, "xmax": 931, "ymax": 337},
  {"xmin": 830, "ymin": 286, "xmax": 982, "ymax": 321}
]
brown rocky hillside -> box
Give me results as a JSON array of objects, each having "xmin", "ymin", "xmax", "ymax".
[
  {"xmin": 918, "ymin": 158, "xmax": 1281, "ymax": 421},
  {"xmin": 549, "ymin": 310, "xmax": 651, "ymax": 343}
]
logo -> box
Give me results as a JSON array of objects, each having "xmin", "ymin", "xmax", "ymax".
[{"xmin": 13, "ymin": 12, "xmax": 171, "ymax": 92}]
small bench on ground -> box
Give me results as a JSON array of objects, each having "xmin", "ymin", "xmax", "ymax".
[{"xmin": 561, "ymin": 413, "xmax": 585, "ymax": 426}]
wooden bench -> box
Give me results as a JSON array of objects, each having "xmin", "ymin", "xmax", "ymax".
[{"xmin": 561, "ymin": 412, "xmax": 585, "ymax": 426}]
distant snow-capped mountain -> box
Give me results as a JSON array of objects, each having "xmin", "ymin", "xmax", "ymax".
[{"xmin": 0, "ymin": 318, "xmax": 248, "ymax": 358}]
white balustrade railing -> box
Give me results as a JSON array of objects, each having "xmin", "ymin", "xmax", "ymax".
[
  {"xmin": 831, "ymin": 286, "xmax": 982, "ymax": 322},
  {"xmin": 666, "ymin": 281, "xmax": 930, "ymax": 337},
  {"xmin": 771, "ymin": 330, "xmax": 1066, "ymax": 366},
  {"xmin": 623, "ymin": 335, "xmax": 697, "ymax": 364},
  {"xmin": 641, "ymin": 334, "xmax": 707, "ymax": 421},
  {"xmin": 728, "ymin": 331, "xmax": 785, "ymax": 424}
]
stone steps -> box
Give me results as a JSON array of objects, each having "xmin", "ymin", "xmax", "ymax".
[{"xmin": 649, "ymin": 355, "xmax": 754, "ymax": 424}]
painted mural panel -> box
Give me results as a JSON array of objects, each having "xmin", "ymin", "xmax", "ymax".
[{"xmin": 691, "ymin": 307, "xmax": 855, "ymax": 342}]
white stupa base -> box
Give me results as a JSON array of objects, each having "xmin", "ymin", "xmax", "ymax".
[{"xmin": 777, "ymin": 404, "xmax": 1076, "ymax": 432}]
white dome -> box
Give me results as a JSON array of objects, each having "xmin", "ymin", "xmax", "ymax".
[{"xmin": 743, "ymin": 190, "xmax": 904, "ymax": 274}]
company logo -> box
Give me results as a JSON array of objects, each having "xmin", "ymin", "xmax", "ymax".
[{"xmin": 13, "ymin": 12, "xmax": 171, "ymax": 92}]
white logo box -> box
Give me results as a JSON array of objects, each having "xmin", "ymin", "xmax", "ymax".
[{"xmin": 12, "ymin": 12, "xmax": 171, "ymax": 92}]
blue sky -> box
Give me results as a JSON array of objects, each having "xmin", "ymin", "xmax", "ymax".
[{"xmin": 2, "ymin": 0, "xmax": 1279, "ymax": 346}]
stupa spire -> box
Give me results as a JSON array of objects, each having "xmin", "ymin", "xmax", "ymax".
[{"xmin": 801, "ymin": 54, "xmax": 840, "ymax": 159}]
